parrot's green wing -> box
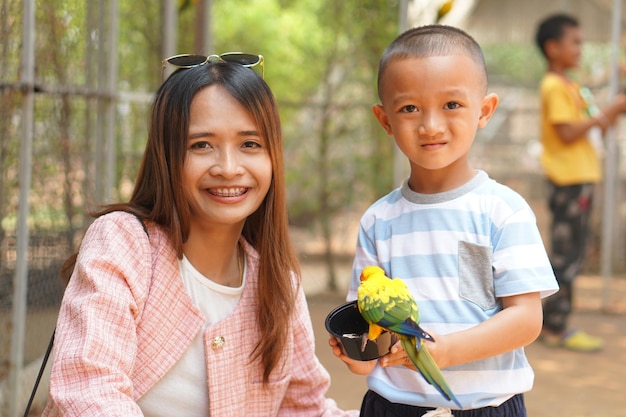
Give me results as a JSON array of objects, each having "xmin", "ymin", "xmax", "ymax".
[{"xmin": 357, "ymin": 292, "xmax": 385, "ymax": 325}]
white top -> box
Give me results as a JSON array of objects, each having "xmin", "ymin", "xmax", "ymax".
[{"xmin": 138, "ymin": 254, "xmax": 246, "ymax": 416}]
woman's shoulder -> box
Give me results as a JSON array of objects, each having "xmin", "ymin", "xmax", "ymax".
[
  {"xmin": 89, "ymin": 211, "xmax": 169, "ymax": 240},
  {"xmin": 86, "ymin": 211, "xmax": 145, "ymax": 238},
  {"xmin": 81, "ymin": 211, "xmax": 170, "ymax": 256}
]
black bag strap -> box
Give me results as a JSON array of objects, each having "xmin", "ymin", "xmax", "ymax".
[
  {"xmin": 23, "ymin": 214, "xmax": 149, "ymax": 416},
  {"xmin": 22, "ymin": 329, "xmax": 55, "ymax": 417}
]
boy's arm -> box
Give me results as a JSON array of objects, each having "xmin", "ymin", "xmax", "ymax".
[
  {"xmin": 553, "ymin": 118, "xmax": 603, "ymax": 144},
  {"xmin": 555, "ymin": 91, "xmax": 626, "ymax": 143},
  {"xmin": 597, "ymin": 92, "xmax": 626, "ymax": 128},
  {"xmin": 380, "ymin": 292, "xmax": 543, "ymax": 370}
]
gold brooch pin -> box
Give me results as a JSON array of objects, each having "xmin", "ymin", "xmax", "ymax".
[{"xmin": 211, "ymin": 336, "xmax": 225, "ymax": 350}]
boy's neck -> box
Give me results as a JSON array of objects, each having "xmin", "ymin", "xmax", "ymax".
[
  {"xmin": 408, "ymin": 165, "xmax": 476, "ymax": 194},
  {"xmin": 548, "ymin": 63, "xmax": 573, "ymax": 78}
]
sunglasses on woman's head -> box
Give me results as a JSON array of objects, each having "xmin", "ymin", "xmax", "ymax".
[{"xmin": 161, "ymin": 52, "xmax": 264, "ymax": 81}]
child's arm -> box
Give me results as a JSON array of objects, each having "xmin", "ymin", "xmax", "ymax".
[
  {"xmin": 329, "ymin": 336, "xmax": 378, "ymax": 375},
  {"xmin": 380, "ymin": 292, "xmax": 542, "ymax": 370},
  {"xmin": 555, "ymin": 92, "xmax": 626, "ymax": 142},
  {"xmin": 595, "ymin": 92, "xmax": 626, "ymax": 130}
]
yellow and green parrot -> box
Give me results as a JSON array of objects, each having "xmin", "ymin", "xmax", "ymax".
[{"xmin": 357, "ymin": 265, "xmax": 461, "ymax": 408}]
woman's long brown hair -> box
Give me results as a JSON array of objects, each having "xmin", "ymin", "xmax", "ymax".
[{"xmin": 61, "ymin": 62, "xmax": 300, "ymax": 383}]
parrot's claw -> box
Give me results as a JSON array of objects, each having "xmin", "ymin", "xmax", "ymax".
[{"xmin": 361, "ymin": 333, "xmax": 369, "ymax": 352}]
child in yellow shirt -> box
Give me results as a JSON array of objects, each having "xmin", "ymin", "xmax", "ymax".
[{"xmin": 536, "ymin": 13, "xmax": 626, "ymax": 352}]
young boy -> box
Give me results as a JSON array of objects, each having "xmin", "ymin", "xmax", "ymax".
[
  {"xmin": 535, "ymin": 13, "xmax": 626, "ymax": 352},
  {"xmin": 329, "ymin": 25, "xmax": 559, "ymax": 416}
]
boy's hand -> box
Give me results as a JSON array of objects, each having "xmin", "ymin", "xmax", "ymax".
[
  {"xmin": 379, "ymin": 340, "xmax": 413, "ymax": 369},
  {"xmin": 328, "ymin": 336, "xmax": 377, "ymax": 375},
  {"xmin": 614, "ymin": 92, "xmax": 626, "ymax": 113},
  {"xmin": 380, "ymin": 333, "xmax": 448, "ymax": 370},
  {"xmin": 603, "ymin": 92, "xmax": 626, "ymax": 127}
]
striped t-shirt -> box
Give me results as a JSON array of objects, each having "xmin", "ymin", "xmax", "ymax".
[{"xmin": 347, "ymin": 170, "xmax": 558, "ymax": 410}]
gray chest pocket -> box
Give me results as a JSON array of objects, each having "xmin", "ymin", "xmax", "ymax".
[{"xmin": 458, "ymin": 241, "xmax": 496, "ymax": 310}]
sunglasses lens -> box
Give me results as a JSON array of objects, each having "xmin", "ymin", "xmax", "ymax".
[
  {"xmin": 167, "ymin": 54, "xmax": 208, "ymax": 67},
  {"xmin": 220, "ymin": 53, "xmax": 261, "ymax": 66}
]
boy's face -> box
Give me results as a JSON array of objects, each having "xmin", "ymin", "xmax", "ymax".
[
  {"xmin": 373, "ymin": 55, "xmax": 497, "ymax": 190},
  {"xmin": 548, "ymin": 25, "xmax": 583, "ymax": 69}
]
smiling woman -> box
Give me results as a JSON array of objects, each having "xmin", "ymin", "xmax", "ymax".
[{"xmin": 42, "ymin": 56, "xmax": 358, "ymax": 417}]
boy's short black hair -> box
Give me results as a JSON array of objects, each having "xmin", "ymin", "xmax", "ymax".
[
  {"xmin": 535, "ymin": 13, "xmax": 579, "ymax": 58},
  {"xmin": 377, "ymin": 25, "xmax": 487, "ymax": 99}
]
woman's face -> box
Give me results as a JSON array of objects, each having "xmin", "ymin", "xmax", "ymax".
[{"xmin": 182, "ymin": 85, "xmax": 272, "ymax": 231}]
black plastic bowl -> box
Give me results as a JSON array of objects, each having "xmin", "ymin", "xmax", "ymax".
[{"xmin": 325, "ymin": 300, "xmax": 395, "ymax": 361}]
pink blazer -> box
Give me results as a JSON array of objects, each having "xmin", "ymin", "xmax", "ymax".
[{"xmin": 43, "ymin": 211, "xmax": 357, "ymax": 416}]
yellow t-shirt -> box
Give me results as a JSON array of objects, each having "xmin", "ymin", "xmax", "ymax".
[{"xmin": 539, "ymin": 72, "xmax": 601, "ymax": 185}]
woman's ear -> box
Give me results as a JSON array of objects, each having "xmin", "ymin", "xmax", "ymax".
[
  {"xmin": 478, "ymin": 93, "xmax": 499, "ymax": 128},
  {"xmin": 372, "ymin": 104, "xmax": 393, "ymax": 135}
]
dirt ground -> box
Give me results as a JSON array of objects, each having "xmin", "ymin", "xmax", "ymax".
[{"xmin": 303, "ymin": 261, "xmax": 626, "ymax": 417}]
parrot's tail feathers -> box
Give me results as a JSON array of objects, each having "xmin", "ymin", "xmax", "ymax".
[{"xmin": 403, "ymin": 338, "xmax": 462, "ymax": 409}]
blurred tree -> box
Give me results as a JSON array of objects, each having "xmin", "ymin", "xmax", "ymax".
[
  {"xmin": 0, "ymin": 0, "xmax": 22, "ymax": 273},
  {"xmin": 303, "ymin": 0, "xmax": 397, "ymax": 290},
  {"xmin": 36, "ymin": 0, "xmax": 88, "ymax": 246}
]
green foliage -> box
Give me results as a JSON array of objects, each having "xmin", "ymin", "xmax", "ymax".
[
  {"xmin": 119, "ymin": 0, "xmax": 163, "ymax": 89},
  {"xmin": 35, "ymin": 0, "xmax": 86, "ymax": 85},
  {"xmin": 0, "ymin": 0, "xmax": 23, "ymax": 83},
  {"xmin": 482, "ymin": 41, "xmax": 615, "ymax": 89},
  {"xmin": 211, "ymin": 0, "xmax": 330, "ymax": 101},
  {"xmin": 482, "ymin": 42, "xmax": 545, "ymax": 87}
]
